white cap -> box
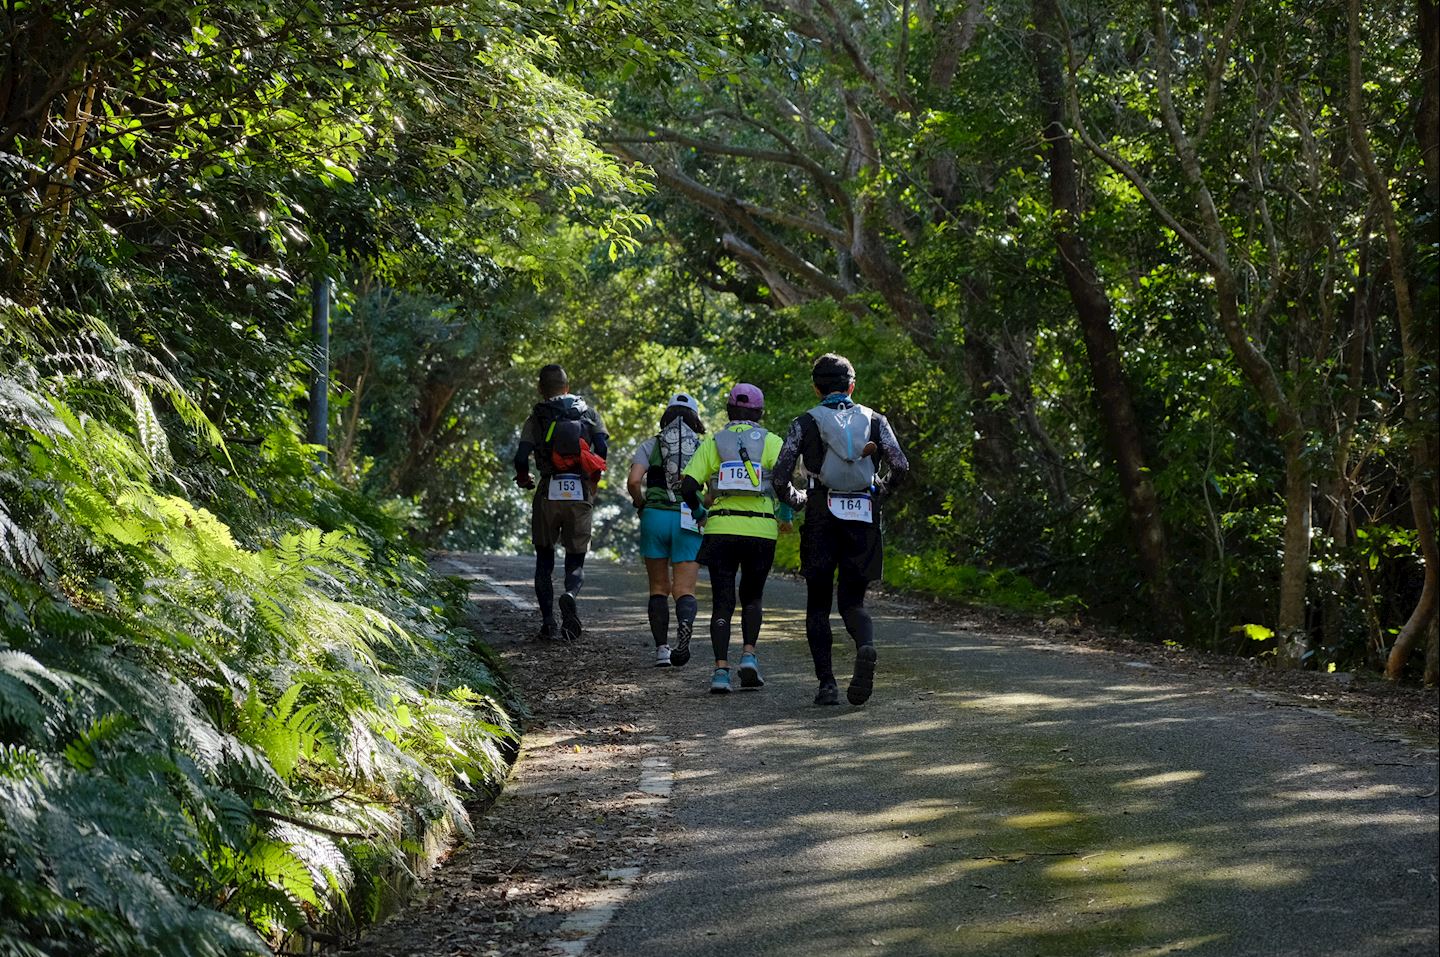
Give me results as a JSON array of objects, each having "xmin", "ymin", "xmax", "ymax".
[{"xmin": 667, "ymin": 392, "xmax": 701, "ymax": 414}]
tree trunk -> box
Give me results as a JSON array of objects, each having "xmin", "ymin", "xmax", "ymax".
[
  {"xmin": 1345, "ymin": 0, "xmax": 1440, "ymax": 679},
  {"xmin": 1279, "ymin": 434, "xmax": 1312, "ymax": 661},
  {"xmin": 9, "ymin": 67, "xmax": 100, "ymax": 304},
  {"xmin": 1031, "ymin": 0, "xmax": 1179, "ymax": 630},
  {"xmin": 1417, "ymin": 0, "xmax": 1439, "ymax": 204},
  {"xmin": 1425, "ymin": 613, "xmax": 1439, "ymax": 688},
  {"xmin": 961, "ymin": 331, "xmax": 1020, "ymax": 502},
  {"xmin": 308, "ymin": 272, "xmax": 330, "ymax": 466}
]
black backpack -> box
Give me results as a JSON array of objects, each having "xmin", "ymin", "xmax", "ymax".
[{"xmin": 533, "ymin": 401, "xmax": 590, "ymax": 475}]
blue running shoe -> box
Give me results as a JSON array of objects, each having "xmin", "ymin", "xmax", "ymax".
[
  {"xmin": 709, "ymin": 668, "xmax": 732, "ymax": 694},
  {"xmin": 738, "ymin": 653, "xmax": 765, "ymax": 688}
]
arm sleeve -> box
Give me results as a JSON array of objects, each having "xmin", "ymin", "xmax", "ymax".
[
  {"xmin": 586, "ymin": 409, "xmax": 609, "ymax": 460},
  {"xmin": 762, "ymin": 433, "xmax": 795, "ymax": 522},
  {"xmin": 770, "ymin": 417, "xmax": 809, "ymax": 509},
  {"xmin": 872, "ymin": 413, "xmax": 909, "ymax": 496},
  {"xmin": 680, "ymin": 475, "xmax": 704, "ymax": 512},
  {"xmin": 514, "ymin": 417, "xmax": 537, "ymax": 476}
]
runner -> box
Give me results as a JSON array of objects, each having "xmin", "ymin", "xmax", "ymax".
[
  {"xmin": 513, "ymin": 364, "xmax": 608, "ymax": 641},
  {"xmin": 626, "ymin": 393, "xmax": 706, "ymax": 667},
  {"xmin": 679, "ymin": 383, "xmax": 794, "ymax": 693},
  {"xmin": 772, "ymin": 354, "xmax": 908, "ymax": 706}
]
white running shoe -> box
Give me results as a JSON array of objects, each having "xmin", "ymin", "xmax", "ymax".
[{"xmin": 654, "ymin": 644, "xmax": 672, "ymax": 667}]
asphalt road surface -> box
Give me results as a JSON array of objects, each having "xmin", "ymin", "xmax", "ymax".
[{"xmin": 467, "ymin": 554, "xmax": 1439, "ymax": 957}]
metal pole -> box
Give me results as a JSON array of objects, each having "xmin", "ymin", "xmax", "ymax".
[{"xmin": 308, "ymin": 272, "xmax": 330, "ymax": 464}]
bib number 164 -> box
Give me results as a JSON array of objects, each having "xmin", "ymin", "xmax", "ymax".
[{"xmin": 826, "ymin": 493, "xmax": 873, "ymax": 523}]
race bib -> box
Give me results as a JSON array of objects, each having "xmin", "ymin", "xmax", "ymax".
[
  {"xmin": 826, "ymin": 492, "xmax": 873, "ymax": 523},
  {"xmin": 548, "ymin": 473, "xmax": 584, "ymax": 501},
  {"xmin": 717, "ymin": 459, "xmax": 763, "ymax": 491},
  {"xmin": 679, "ymin": 503, "xmax": 700, "ymax": 532}
]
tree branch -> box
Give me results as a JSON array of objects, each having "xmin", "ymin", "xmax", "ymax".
[
  {"xmin": 722, "ymin": 232, "xmax": 808, "ymax": 307},
  {"xmin": 814, "ymin": 0, "xmax": 916, "ymax": 113},
  {"xmin": 612, "ymin": 143, "xmax": 854, "ymax": 302},
  {"xmin": 1057, "ymin": 7, "xmax": 1222, "ymax": 272}
]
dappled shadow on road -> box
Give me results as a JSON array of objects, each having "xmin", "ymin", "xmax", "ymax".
[
  {"xmin": 590, "ymin": 614, "xmax": 1439, "ymax": 957},
  {"xmin": 450, "ymin": 557, "xmax": 1437, "ymax": 957}
]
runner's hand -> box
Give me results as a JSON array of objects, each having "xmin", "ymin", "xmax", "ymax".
[{"xmin": 515, "ymin": 473, "xmax": 535, "ymax": 489}]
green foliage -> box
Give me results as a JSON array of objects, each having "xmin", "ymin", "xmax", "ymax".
[
  {"xmin": 773, "ymin": 531, "xmax": 1069, "ymax": 615},
  {"xmin": 883, "ymin": 550, "xmax": 1074, "ymax": 615},
  {"xmin": 0, "ymin": 370, "xmax": 517, "ymax": 954}
]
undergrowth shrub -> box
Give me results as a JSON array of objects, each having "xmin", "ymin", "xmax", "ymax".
[
  {"xmin": 772, "ymin": 522, "xmax": 1069, "ymax": 614},
  {"xmin": 0, "ymin": 368, "xmax": 517, "ymax": 955}
]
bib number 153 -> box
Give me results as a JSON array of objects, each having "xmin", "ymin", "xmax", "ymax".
[{"xmin": 548, "ymin": 474, "xmax": 584, "ymax": 501}]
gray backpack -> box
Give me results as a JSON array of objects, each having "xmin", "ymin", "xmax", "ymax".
[
  {"xmin": 712, "ymin": 424, "xmax": 770, "ymax": 497},
  {"xmin": 809, "ymin": 403, "xmax": 875, "ymax": 492}
]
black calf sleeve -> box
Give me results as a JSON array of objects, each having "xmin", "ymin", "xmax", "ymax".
[
  {"xmin": 534, "ymin": 549, "xmax": 556, "ymax": 622},
  {"xmin": 675, "ymin": 594, "xmax": 697, "ymax": 625},
  {"xmin": 563, "ymin": 551, "xmax": 586, "ymax": 595},
  {"xmin": 647, "ymin": 594, "xmax": 670, "ymax": 647}
]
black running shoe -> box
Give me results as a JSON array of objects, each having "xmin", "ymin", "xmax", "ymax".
[
  {"xmin": 535, "ymin": 621, "xmax": 557, "ymax": 642},
  {"xmin": 671, "ymin": 619, "xmax": 693, "ymax": 667},
  {"xmin": 558, "ymin": 593, "xmax": 582, "ymax": 641},
  {"xmin": 814, "ymin": 679, "xmax": 839, "ymax": 706},
  {"xmin": 847, "ymin": 644, "xmax": 877, "ymax": 705}
]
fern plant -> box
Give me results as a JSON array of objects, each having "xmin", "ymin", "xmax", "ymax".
[{"xmin": 0, "ymin": 363, "xmax": 518, "ymax": 955}]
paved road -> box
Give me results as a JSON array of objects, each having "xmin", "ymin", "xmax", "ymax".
[{"xmin": 475, "ymin": 555, "xmax": 1438, "ymax": 957}]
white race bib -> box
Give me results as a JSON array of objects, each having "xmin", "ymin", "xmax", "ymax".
[
  {"xmin": 826, "ymin": 492, "xmax": 873, "ymax": 523},
  {"xmin": 679, "ymin": 503, "xmax": 700, "ymax": 532},
  {"xmin": 717, "ymin": 459, "xmax": 763, "ymax": 491},
  {"xmin": 548, "ymin": 474, "xmax": 584, "ymax": 501}
]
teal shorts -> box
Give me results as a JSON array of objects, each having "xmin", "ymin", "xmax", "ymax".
[{"xmin": 640, "ymin": 506, "xmax": 702, "ymax": 563}]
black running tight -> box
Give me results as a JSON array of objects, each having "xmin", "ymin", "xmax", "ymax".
[
  {"xmin": 804, "ymin": 565, "xmax": 873, "ymax": 682},
  {"xmin": 705, "ymin": 536, "xmax": 776, "ymax": 663}
]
